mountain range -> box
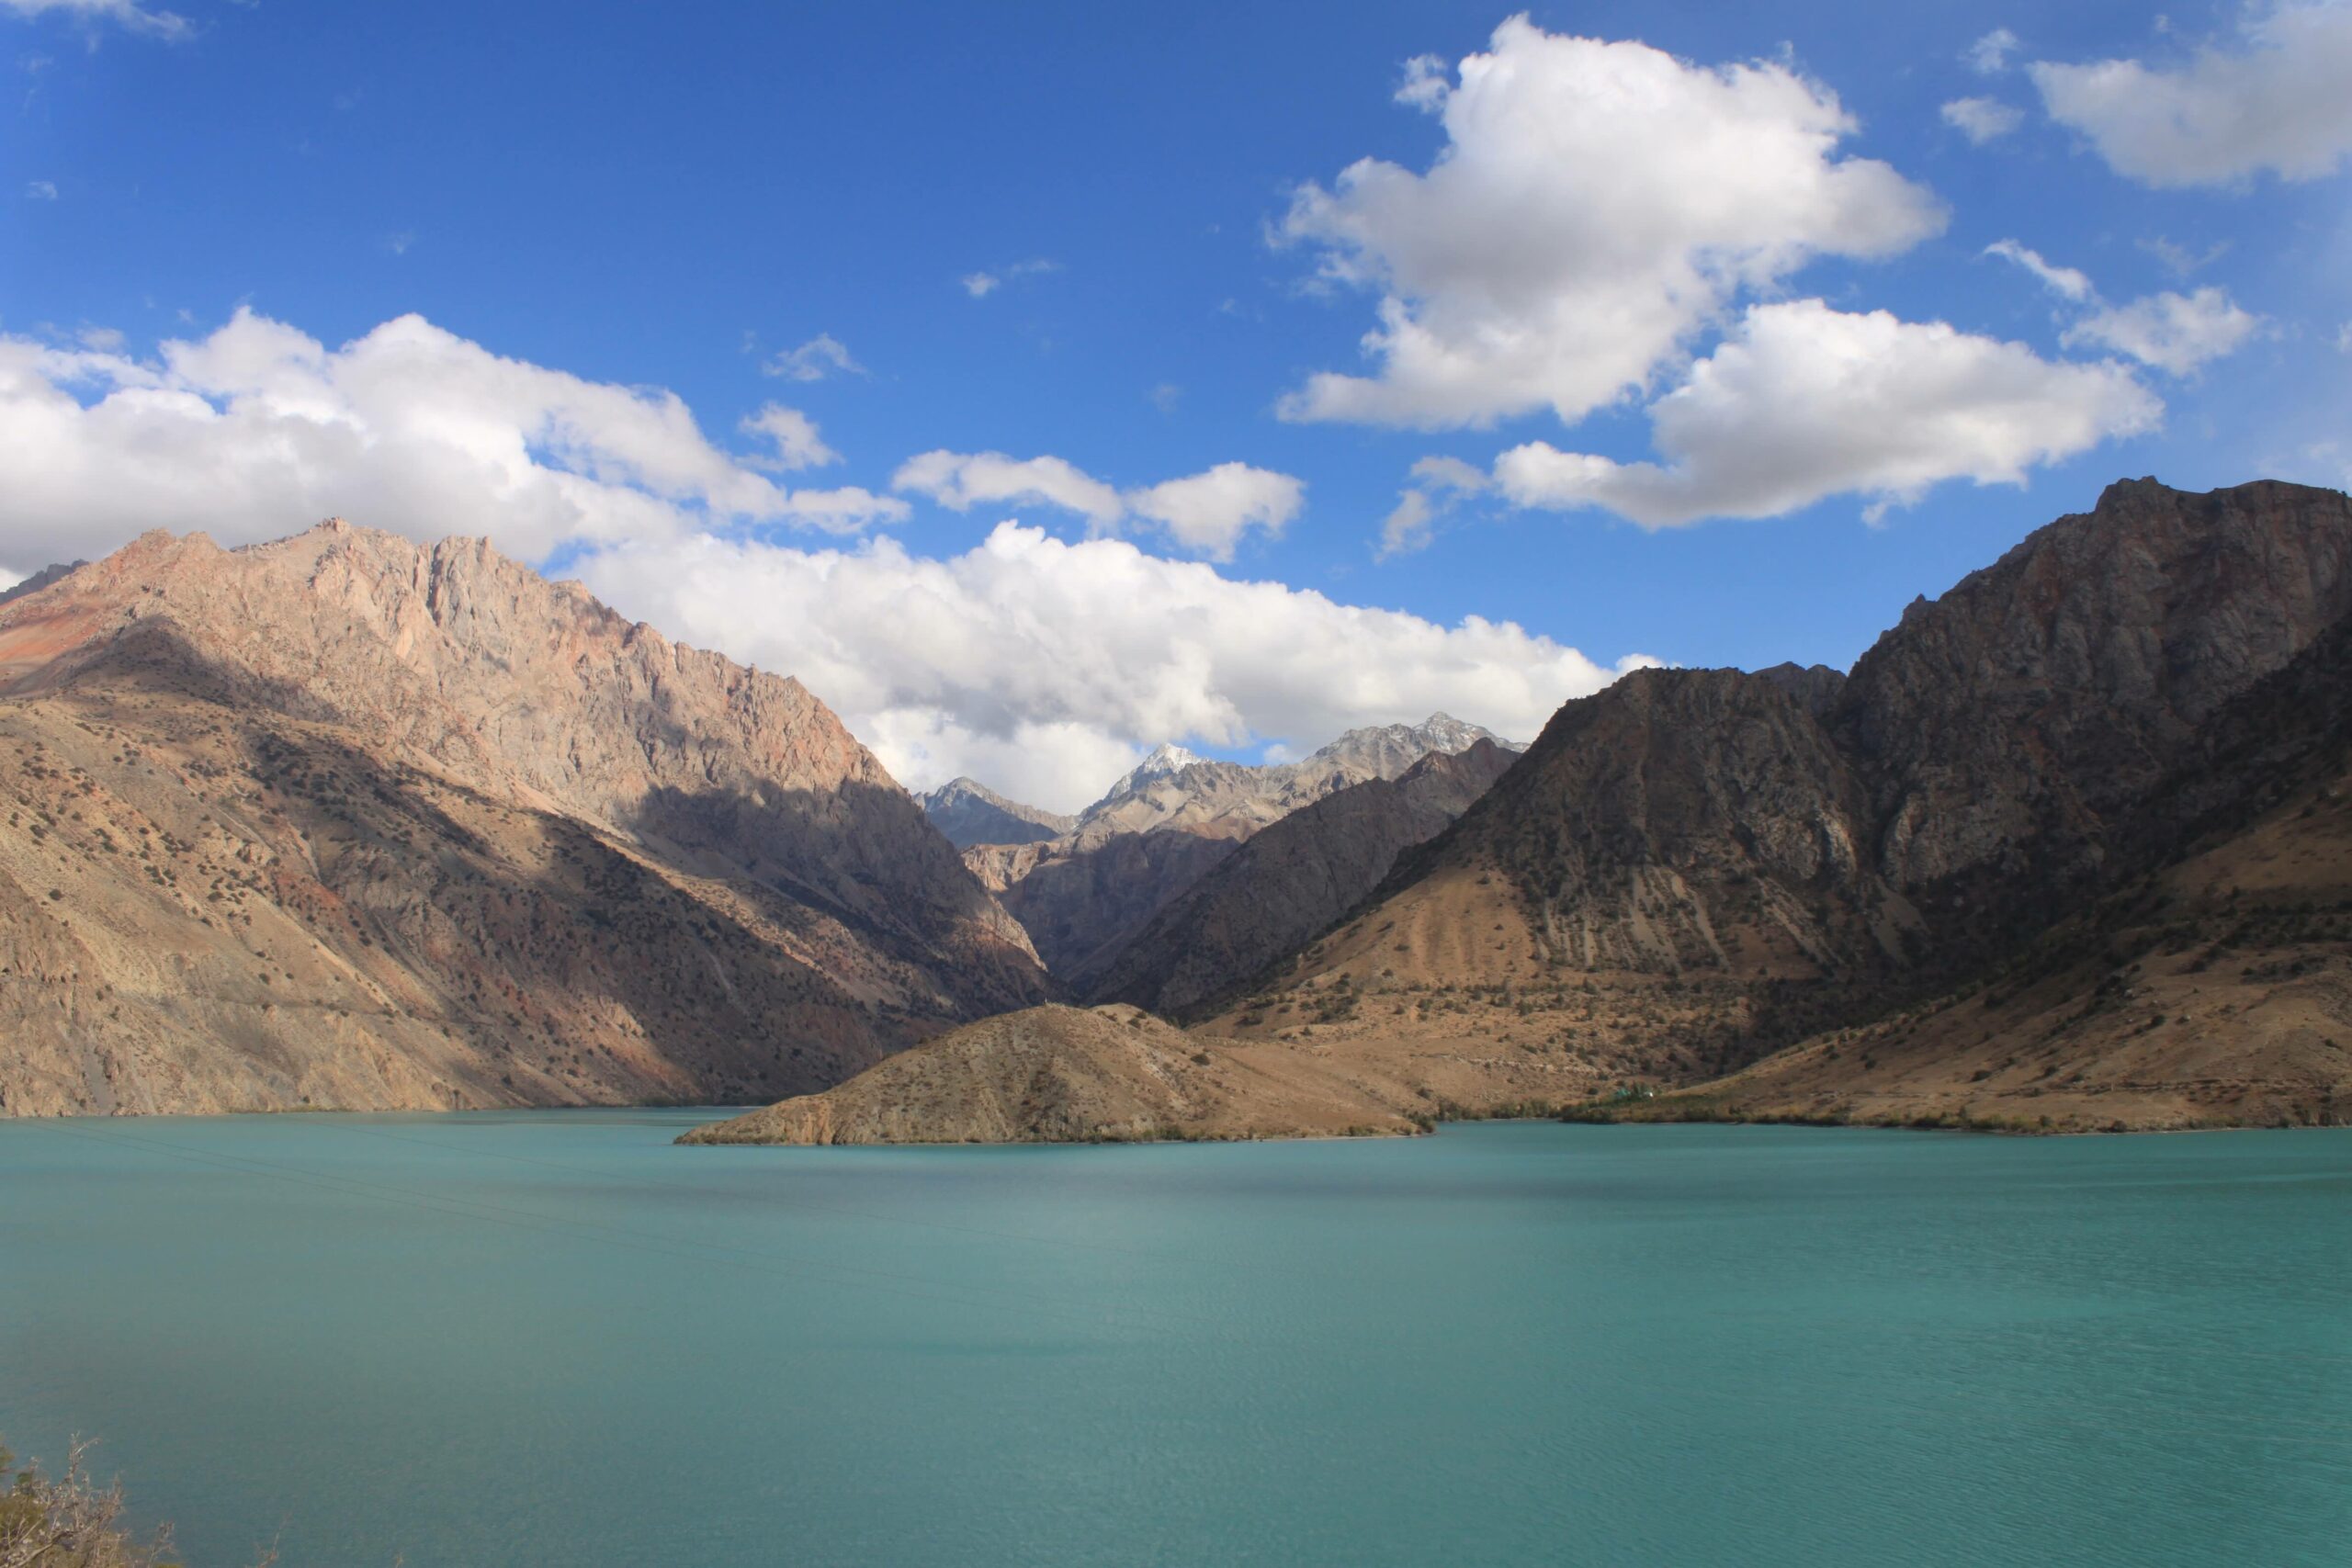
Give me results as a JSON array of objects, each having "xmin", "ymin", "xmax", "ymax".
[
  {"xmin": 6, "ymin": 478, "xmax": 2350, "ymax": 1135},
  {"xmin": 948, "ymin": 714, "xmax": 1520, "ymax": 993},
  {"xmin": 1204, "ymin": 478, "xmax": 2352, "ymax": 1132}
]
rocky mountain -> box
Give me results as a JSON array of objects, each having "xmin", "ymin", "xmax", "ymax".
[
  {"xmin": 1069, "ymin": 715, "xmax": 1515, "ymax": 841},
  {"xmin": 0, "ymin": 562, "xmax": 86, "ymax": 609},
  {"xmin": 968, "ymin": 714, "xmax": 1521, "ymax": 985},
  {"xmin": 678, "ymin": 1003, "xmax": 1424, "ymax": 1145},
  {"xmin": 1211, "ymin": 479, "xmax": 2352, "ymax": 1129},
  {"xmin": 916, "ymin": 776, "xmax": 1074, "ymax": 849},
  {"xmin": 0, "ymin": 522, "xmax": 1046, "ymax": 1116},
  {"xmin": 1088, "ymin": 739, "xmax": 1521, "ymax": 1016},
  {"xmin": 1628, "ymin": 582, "xmax": 2352, "ymax": 1131}
]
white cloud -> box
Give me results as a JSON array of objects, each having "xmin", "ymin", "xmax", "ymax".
[
  {"xmin": 24, "ymin": 179, "xmax": 57, "ymax": 199},
  {"xmin": 762, "ymin": 333, "xmax": 866, "ymax": 382},
  {"xmin": 1395, "ymin": 52, "xmax": 1450, "ymax": 111},
  {"xmin": 893, "ymin": 450, "xmax": 1125, "ymax": 526},
  {"xmin": 1494, "ymin": 299, "xmax": 2162, "ymax": 528},
  {"xmin": 0, "ymin": 307, "xmax": 907, "ymax": 570},
  {"xmin": 960, "ymin": 258, "xmax": 1060, "ymax": 300},
  {"xmin": 738, "ymin": 403, "xmax": 838, "ymax": 471},
  {"xmin": 1984, "ymin": 239, "xmax": 2094, "ymax": 301},
  {"xmin": 1985, "ymin": 241, "xmax": 2262, "ymax": 376},
  {"xmin": 0, "ymin": 565, "xmax": 21, "ymax": 592},
  {"xmin": 1273, "ymin": 17, "xmax": 1944, "ymax": 430},
  {"xmin": 2139, "ymin": 236, "xmax": 2230, "ymax": 277},
  {"xmin": 2064, "ymin": 287, "xmax": 2263, "ymax": 375},
  {"xmin": 2030, "ymin": 2, "xmax": 2352, "ymax": 186},
  {"xmin": 574, "ymin": 523, "xmax": 1650, "ymax": 812},
  {"xmin": 0, "ymin": 0, "xmax": 188, "ymax": 39},
  {"xmin": 1124, "ymin": 463, "xmax": 1304, "ymax": 560},
  {"xmin": 1379, "ymin": 455, "xmax": 1490, "ymax": 558},
  {"xmin": 1966, "ymin": 28, "xmax": 2022, "ymax": 74},
  {"xmin": 893, "ymin": 450, "xmax": 1306, "ymax": 559},
  {"xmin": 1940, "ymin": 96, "xmax": 2023, "ymax": 144}
]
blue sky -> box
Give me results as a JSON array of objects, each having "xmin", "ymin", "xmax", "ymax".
[{"xmin": 4, "ymin": 0, "xmax": 2348, "ymax": 807}]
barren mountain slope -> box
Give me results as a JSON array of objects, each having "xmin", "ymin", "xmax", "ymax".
[
  {"xmin": 678, "ymin": 1003, "xmax": 1424, "ymax": 1145},
  {"xmin": 1204, "ymin": 479, "xmax": 2352, "ymax": 1125},
  {"xmin": 1202, "ymin": 668, "xmax": 1918, "ymax": 1108},
  {"xmin": 0, "ymin": 523, "xmax": 1046, "ymax": 1115},
  {"xmin": 916, "ymin": 777, "xmax": 1074, "ymax": 849},
  {"xmin": 1621, "ymin": 598, "xmax": 2352, "ymax": 1130},
  {"xmin": 1088, "ymin": 740, "xmax": 1521, "ymax": 1016},
  {"xmin": 972, "ymin": 715, "xmax": 1518, "ymax": 981}
]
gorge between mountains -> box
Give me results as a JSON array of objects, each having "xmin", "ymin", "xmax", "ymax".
[{"xmin": 5, "ymin": 478, "xmax": 2351, "ymax": 1137}]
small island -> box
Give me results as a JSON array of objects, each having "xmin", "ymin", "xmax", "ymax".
[{"xmin": 678, "ymin": 1004, "xmax": 1428, "ymax": 1145}]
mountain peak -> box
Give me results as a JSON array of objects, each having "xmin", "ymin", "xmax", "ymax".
[
  {"xmin": 919, "ymin": 775, "xmax": 1075, "ymax": 849},
  {"xmin": 1100, "ymin": 743, "xmax": 1204, "ymax": 802}
]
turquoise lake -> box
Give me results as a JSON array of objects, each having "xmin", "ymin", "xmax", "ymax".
[{"xmin": 1, "ymin": 1114, "xmax": 2346, "ymax": 1566}]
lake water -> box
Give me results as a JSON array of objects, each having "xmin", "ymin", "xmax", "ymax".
[{"xmin": 1, "ymin": 1114, "xmax": 2346, "ymax": 1566}]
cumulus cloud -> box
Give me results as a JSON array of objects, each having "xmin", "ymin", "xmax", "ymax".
[
  {"xmin": 2063, "ymin": 287, "xmax": 2263, "ymax": 376},
  {"xmin": 1941, "ymin": 96, "xmax": 2023, "ymax": 144},
  {"xmin": 893, "ymin": 450, "xmax": 1305, "ymax": 558},
  {"xmin": 1379, "ymin": 456, "xmax": 1490, "ymax": 558},
  {"xmin": 893, "ymin": 450, "xmax": 1125, "ymax": 526},
  {"xmin": 762, "ymin": 333, "xmax": 866, "ymax": 382},
  {"xmin": 574, "ymin": 523, "xmax": 1650, "ymax": 811},
  {"xmin": 1273, "ymin": 17, "xmax": 1944, "ymax": 430},
  {"xmin": 0, "ymin": 307, "xmax": 908, "ymax": 570},
  {"xmin": 2030, "ymin": 2, "xmax": 2352, "ymax": 186},
  {"xmin": 1966, "ymin": 28, "xmax": 2022, "ymax": 74},
  {"xmin": 1986, "ymin": 239, "xmax": 2262, "ymax": 376},
  {"xmin": 25, "ymin": 179, "xmax": 57, "ymax": 199},
  {"xmin": 738, "ymin": 403, "xmax": 838, "ymax": 471},
  {"xmin": 1493, "ymin": 299, "xmax": 2162, "ymax": 528},
  {"xmin": 1124, "ymin": 463, "xmax": 1305, "ymax": 560},
  {"xmin": 0, "ymin": 0, "xmax": 188, "ymax": 38}
]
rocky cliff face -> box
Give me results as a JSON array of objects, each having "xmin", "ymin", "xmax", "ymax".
[
  {"xmin": 916, "ymin": 777, "xmax": 1074, "ymax": 849},
  {"xmin": 972, "ymin": 714, "xmax": 1521, "ymax": 983},
  {"xmin": 1088, "ymin": 740, "xmax": 1521, "ymax": 1017},
  {"xmin": 1834, "ymin": 478, "xmax": 2352, "ymax": 901},
  {"xmin": 0, "ymin": 523, "xmax": 1046, "ymax": 1116},
  {"xmin": 1212, "ymin": 479, "xmax": 2352, "ymax": 1124}
]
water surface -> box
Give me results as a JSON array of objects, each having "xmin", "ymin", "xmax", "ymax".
[{"xmin": 2, "ymin": 1114, "xmax": 2346, "ymax": 1565}]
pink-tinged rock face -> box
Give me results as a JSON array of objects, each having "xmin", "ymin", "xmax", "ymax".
[{"xmin": 0, "ymin": 519, "xmax": 1046, "ymax": 1117}]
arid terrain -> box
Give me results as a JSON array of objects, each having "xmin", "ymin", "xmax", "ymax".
[
  {"xmin": 0, "ymin": 523, "xmax": 1045, "ymax": 1115},
  {"xmin": 680, "ymin": 1002, "xmax": 1429, "ymax": 1144},
  {"xmin": 1196, "ymin": 479, "xmax": 2352, "ymax": 1133},
  {"xmin": 11, "ymin": 479, "xmax": 2352, "ymax": 1136}
]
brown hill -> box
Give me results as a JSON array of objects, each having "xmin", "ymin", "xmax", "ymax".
[
  {"xmin": 677, "ymin": 1003, "xmax": 1425, "ymax": 1144},
  {"xmin": 1206, "ymin": 479, "xmax": 2352, "ymax": 1128},
  {"xmin": 0, "ymin": 522, "xmax": 1046, "ymax": 1116}
]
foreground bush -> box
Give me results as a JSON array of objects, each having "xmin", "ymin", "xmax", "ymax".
[{"xmin": 1, "ymin": 1436, "xmax": 186, "ymax": 1568}]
